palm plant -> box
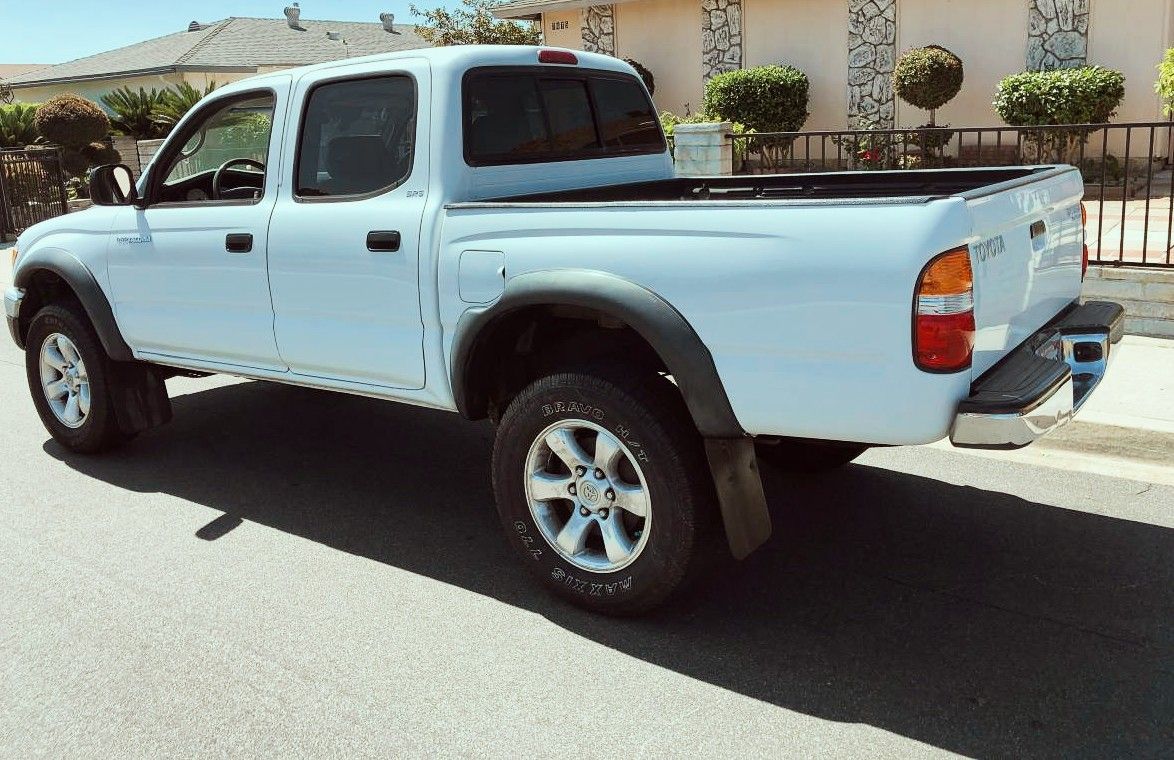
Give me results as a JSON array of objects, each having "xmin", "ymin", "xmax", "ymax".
[
  {"xmin": 0, "ymin": 102, "xmax": 40, "ymax": 147},
  {"xmin": 100, "ymin": 86, "xmax": 169, "ymax": 139},
  {"xmin": 154, "ymin": 81, "xmax": 218, "ymax": 133}
]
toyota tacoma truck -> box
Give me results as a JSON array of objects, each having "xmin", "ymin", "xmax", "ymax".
[{"xmin": 5, "ymin": 46, "xmax": 1123, "ymax": 614}]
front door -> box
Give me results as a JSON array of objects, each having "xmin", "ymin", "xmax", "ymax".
[
  {"xmin": 266, "ymin": 63, "xmax": 428, "ymax": 389},
  {"xmin": 107, "ymin": 82, "xmax": 291, "ymax": 371}
]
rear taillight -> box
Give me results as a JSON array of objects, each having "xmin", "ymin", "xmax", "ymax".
[
  {"xmin": 1080, "ymin": 202, "xmax": 1089, "ymax": 280},
  {"xmin": 538, "ymin": 49, "xmax": 578, "ymax": 65},
  {"xmin": 914, "ymin": 247, "xmax": 975, "ymax": 373}
]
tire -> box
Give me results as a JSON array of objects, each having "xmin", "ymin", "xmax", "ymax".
[
  {"xmin": 492, "ymin": 363, "xmax": 720, "ymax": 615},
  {"xmin": 755, "ymin": 439, "xmax": 869, "ymax": 473},
  {"xmin": 24, "ymin": 302, "xmax": 129, "ymax": 454}
]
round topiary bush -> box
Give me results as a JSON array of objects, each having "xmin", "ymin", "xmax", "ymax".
[
  {"xmin": 624, "ymin": 58, "xmax": 655, "ymax": 96},
  {"xmin": 702, "ymin": 64, "xmax": 810, "ymax": 134},
  {"xmin": 34, "ymin": 94, "xmax": 110, "ymax": 149},
  {"xmin": 892, "ymin": 45, "xmax": 964, "ymax": 125}
]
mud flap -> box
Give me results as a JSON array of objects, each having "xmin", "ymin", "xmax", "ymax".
[
  {"xmin": 109, "ymin": 362, "xmax": 172, "ymax": 435},
  {"xmin": 703, "ymin": 438, "xmax": 772, "ymax": 559}
]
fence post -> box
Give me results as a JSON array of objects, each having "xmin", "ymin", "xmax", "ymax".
[
  {"xmin": 672, "ymin": 122, "xmax": 733, "ymax": 177},
  {"xmin": 0, "ymin": 151, "xmax": 10, "ymax": 239}
]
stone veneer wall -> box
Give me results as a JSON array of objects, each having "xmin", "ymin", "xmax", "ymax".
[
  {"xmin": 847, "ymin": 0, "xmax": 897, "ymax": 128},
  {"xmin": 581, "ymin": 5, "xmax": 616, "ymax": 57},
  {"xmin": 702, "ymin": 0, "xmax": 743, "ymax": 81},
  {"xmin": 1027, "ymin": 0, "xmax": 1089, "ymax": 70}
]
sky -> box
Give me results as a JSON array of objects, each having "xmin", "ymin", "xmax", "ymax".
[{"xmin": 3, "ymin": 0, "xmax": 452, "ymax": 64}]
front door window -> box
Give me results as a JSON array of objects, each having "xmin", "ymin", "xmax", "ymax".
[{"xmin": 156, "ymin": 93, "xmax": 275, "ymax": 204}]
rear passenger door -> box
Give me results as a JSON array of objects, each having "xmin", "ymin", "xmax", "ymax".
[{"xmin": 267, "ymin": 61, "xmax": 429, "ymax": 389}]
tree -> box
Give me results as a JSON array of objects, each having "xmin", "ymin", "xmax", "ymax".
[
  {"xmin": 410, "ymin": 0, "xmax": 539, "ymax": 46},
  {"xmin": 101, "ymin": 86, "xmax": 169, "ymax": 139},
  {"xmin": 892, "ymin": 45, "xmax": 964, "ymax": 127},
  {"xmin": 0, "ymin": 103, "xmax": 40, "ymax": 148},
  {"xmin": 33, "ymin": 94, "xmax": 120, "ymax": 185},
  {"xmin": 154, "ymin": 81, "xmax": 219, "ymax": 133}
]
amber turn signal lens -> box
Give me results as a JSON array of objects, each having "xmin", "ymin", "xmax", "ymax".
[
  {"xmin": 917, "ymin": 248, "xmax": 972, "ymax": 297},
  {"xmin": 914, "ymin": 247, "xmax": 975, "ymax": 373}
]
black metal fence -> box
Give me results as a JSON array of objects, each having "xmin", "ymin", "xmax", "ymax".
[
  {"xmin": 719, "ymin": 121, "xmax": 1174, "ymax": 267},
  {"xmin": 0, "ymin": 148, "xmax": 69, "ymax": 239}
]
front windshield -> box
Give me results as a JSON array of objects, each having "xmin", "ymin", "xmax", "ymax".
[{"xmin": 162, "ymin": 95, "xmax": 275, "ymax": 184}]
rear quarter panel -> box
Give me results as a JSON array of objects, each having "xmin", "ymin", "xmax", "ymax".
[{"xmin": 440, "ymin": 197, "xmax": 977, "ymax": 445}]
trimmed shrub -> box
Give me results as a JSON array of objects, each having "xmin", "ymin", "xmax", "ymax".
[
  {"xmin": 892, "ymin": 45, "xmax": 964, "ymax": 125},
  {"xmin": 624, "ymin": 58, "xmax": 655, "ymax": 96},
  {"xmin": 994, "ymin": 66, "xmax": 1125, "ymax": 126},
  {"xmin": 34, "ymin": 94, "xmax": 110, "ymax": 148},
  {"xmin": 994, "ymin": 66, "xmax": 1126, "ymax": 163},
  {"xmin": 702, "ymin": 64, "xmax": 809, "ymax": 134},
  {"xmin": 1156, "ymin": 48, "xmax": 1174, "ymax": 116}
]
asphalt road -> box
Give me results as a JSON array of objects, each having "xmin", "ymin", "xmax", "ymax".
[{"xmin": 0, "ymin": 337, "xmax": 1171, "ymax": 758}]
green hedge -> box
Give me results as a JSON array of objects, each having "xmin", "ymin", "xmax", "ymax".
[
  {"xmin": 702, "ymin": 65, "xmax": 809, "ymax": 134},
  {"xmin": 994, "ymin": 66, "xmax": 1125, "ymax": 126}
]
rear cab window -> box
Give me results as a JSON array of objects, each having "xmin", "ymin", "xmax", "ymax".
[{"xmin": 463, "ymin": 67, "xmax": 664, "ymax": 166}]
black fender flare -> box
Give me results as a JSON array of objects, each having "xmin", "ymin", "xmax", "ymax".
[
  {"xmin": 451, "ymin": 269, "xmax": 743, "ymax": 439},
  {"xmin": 13, "ymin": 248, "xmax": 134, "ymax": 362},
  {"xmin": 450, "ymin": 269, "xmax": 771, "ymax": 558}
]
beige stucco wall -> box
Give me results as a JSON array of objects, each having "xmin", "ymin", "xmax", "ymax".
[
  {"xmin": 543, "ymin": 10, "xmax": 583, "ymax": 49},
  {"xmin": 615, "ymin": 0, "xmax": 703, "ymax": 115},
  {"xmin": 896, "ymin": 0, "xmax": 1028, "ymax": 128},
  {"xmin": 744, "ymin": 0, "xmax": 847, "ymax": 130},
  {"xmin": 11, "ymin": 73, "xmax": 186, "ymax": 106},
  {"xmin": 544, "ymin": 0, "xmax": 1174, "ymax": 131},
  {"xmin": 1089, "ymin": 0, "xmax": 1170, "ymax": 124},
  {"xmin": 542, "ymin": 3, "xmax": 702, "ymax": 116}
]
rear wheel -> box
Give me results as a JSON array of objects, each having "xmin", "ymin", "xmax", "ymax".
[
  {"xmin": 24, "ymin": 303, "xmax": 129, "ymax": 454},
  {"xmin": 492, "ymin": 364, "xmax": 720, "ymax": 615},
  {"xmin": 755, "ymin": 439, "xmax": 869, "ymax": 473}
]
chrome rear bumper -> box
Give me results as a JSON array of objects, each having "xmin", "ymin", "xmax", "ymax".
[{"xmin": 950, "ymin": 301, "xmax": 1123, "ymax": 450}]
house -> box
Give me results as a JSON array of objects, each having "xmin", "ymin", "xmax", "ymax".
[
  {"xmin": 495, "ymin": 0, "xmax": 1174, "ymax": 132},
  {"xmin": 5, "ymin": 11, "xmax": 430, "ymax": 105}
]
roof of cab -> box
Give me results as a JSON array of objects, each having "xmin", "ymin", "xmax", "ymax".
[{"xmin": 216, "ymin": 44, "xmax": 634, "ymax": 93}]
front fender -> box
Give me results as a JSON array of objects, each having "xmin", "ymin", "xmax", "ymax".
[{"xmin": 13, "ymin": 247, "xmax": 133, "ymax": 361}]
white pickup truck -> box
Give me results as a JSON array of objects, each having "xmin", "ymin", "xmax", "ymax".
[{"xmin": 5, "ymin": 46, "xmax": 1122, "ymax": 614}]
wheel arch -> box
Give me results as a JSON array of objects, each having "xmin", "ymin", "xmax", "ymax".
[
  {"xmin": 452, "ymin": 270, "xmax": 772, "ymax": 559},
  {"xmin": 13, "ymin": 248, "xmax": 133, "ymax": 362},
  {"xmin": 451, "ymin": 270, "xmax": 744, "ymax": 440}
]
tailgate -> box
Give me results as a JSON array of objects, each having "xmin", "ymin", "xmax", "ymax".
[{"xmin": 963, "ymin": 166, "xmax": 1086, "ymax": 377}]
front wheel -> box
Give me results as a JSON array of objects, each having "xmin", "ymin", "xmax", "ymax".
[
  {"xmin": 24, "ymin": 303, "xmax": 129, "ymax": 454},
  {"xmin": 492, "ymin": 364, "xmax": 720, "ymax": 615}
]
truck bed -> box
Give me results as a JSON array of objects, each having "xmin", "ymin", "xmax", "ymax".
[{"xmin": 487, "ymin": 166, "xmax": 1056, "ymax": 204}]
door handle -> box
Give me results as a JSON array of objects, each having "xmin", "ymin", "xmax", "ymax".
[
  {"xmin": 367, "ymin": 230, "xmax": 401, "ymax": 252},
  {"xmin": 226, "ymin": 233, "xmax": 253, "ymax": 253}
]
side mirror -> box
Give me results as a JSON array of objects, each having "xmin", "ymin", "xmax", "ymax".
[{"xmin": 89, "ymin": 164, "xmax": 138, "ymax": 206}]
